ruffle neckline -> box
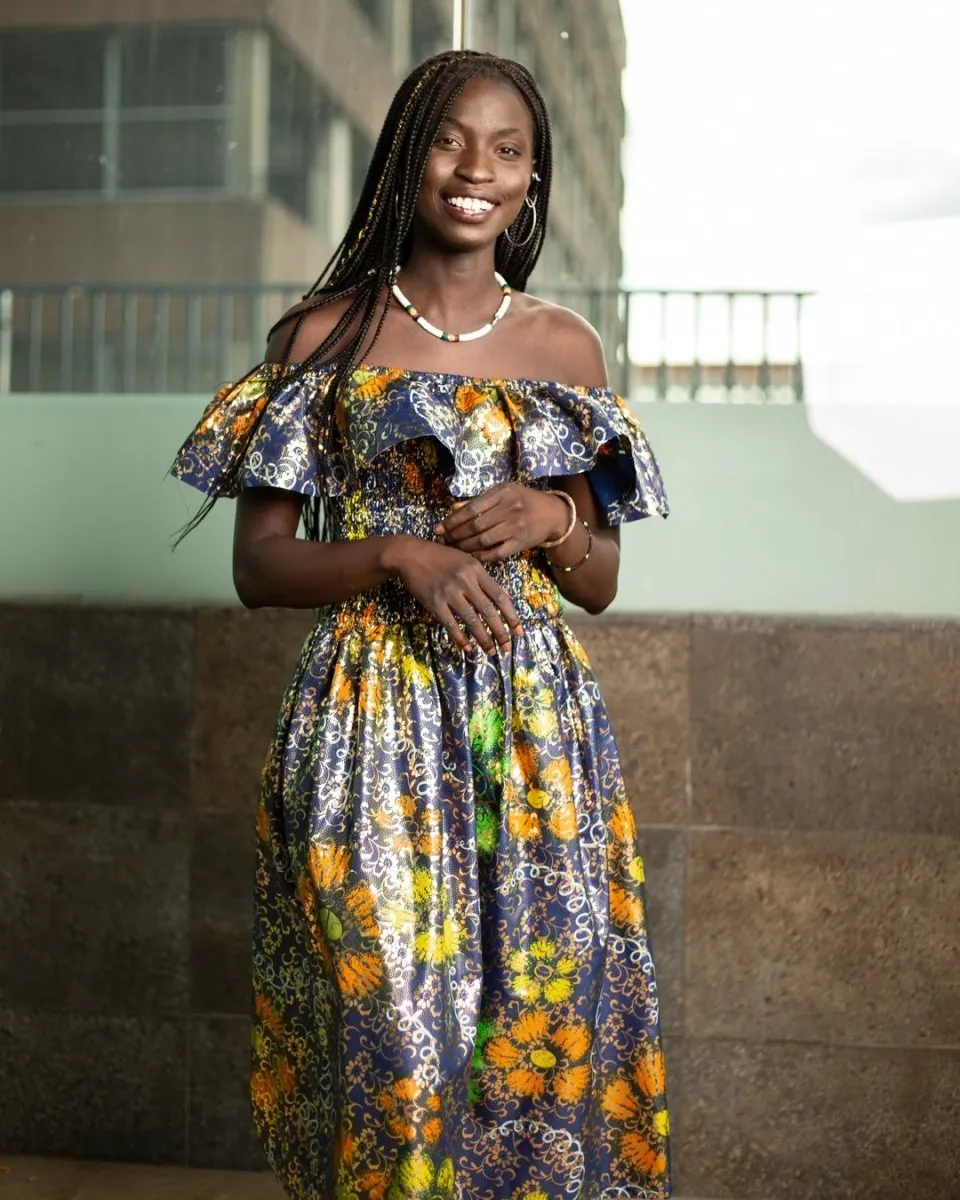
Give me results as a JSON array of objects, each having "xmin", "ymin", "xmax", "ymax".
[{"xmin": 170, "ymin": 361, "xmax": 670, "ymax": 525}]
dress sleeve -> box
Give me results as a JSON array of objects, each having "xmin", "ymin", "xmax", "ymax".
[
  {"xmin": 170, "ymin": 364, "xmax": 345, "ymax": 498},
  {"xmin": 512, "ymin": 382, "xmax": 670, "ymax": 525}
]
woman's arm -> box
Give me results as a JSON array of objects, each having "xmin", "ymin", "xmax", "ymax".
[
  {"xmin": 233, "ymin": 487, "xmax": 523, "ymax": 654},
  {"xmin": 232, "ymin": 304, "xmax": 521, "ymax": 651},
  {"xmin": 531, "ymin": 307, "xmax": 624, "ymax": 612},
  {"xmin": 435, "ymin": 477, "xmax": 620, "ymax": 615},
  {"xmin": 540, "ymin": 473, "xmax": 621, "ymax": 614},
  {"xmin": 232, "ymin": 488, "xmax": 405, "ymax": 609},
  {"xmin": 234, "ymin": 307, "xmax": 415, "ymax": 610}
]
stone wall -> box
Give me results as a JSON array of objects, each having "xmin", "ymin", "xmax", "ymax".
[{"xmin": 1, "ymin": 604, "xmax": 958, "ymax": 1196}]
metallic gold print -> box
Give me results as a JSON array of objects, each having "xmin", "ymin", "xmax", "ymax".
[{"xmin": 172, "ymin": 364, "xmax": 671, "ymax": 1200}]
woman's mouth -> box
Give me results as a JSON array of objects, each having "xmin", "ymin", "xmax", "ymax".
[{"xmin": 443, "ymin": 195, "xmax": 498, "ymax": 222}]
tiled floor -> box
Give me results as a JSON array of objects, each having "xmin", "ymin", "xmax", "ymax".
[
  {"xmin": 0, "ymin": 1157, "xmax": 739, "ymax": 1200},
  {"xmin": 0, "ymin": 1157, "xmax": 284, "ymax": 1200}
]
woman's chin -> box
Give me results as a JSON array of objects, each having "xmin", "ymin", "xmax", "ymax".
[{"xmin": 418, "ymin": 221, "xmax": 506, "ymax": 255}]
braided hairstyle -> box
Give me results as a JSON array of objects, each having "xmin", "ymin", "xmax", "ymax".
[{"xmin": 176, "ymin": 49, "xmax": 553, "ymax": 543}]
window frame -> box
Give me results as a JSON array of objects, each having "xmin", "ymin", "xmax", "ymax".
[{"xmin": 0, "ymin": 25, "xmax": 233, "ymax": 202}]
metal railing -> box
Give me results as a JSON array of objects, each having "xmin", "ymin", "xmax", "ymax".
[{"xmin": 0, "ymin": 283, "xmax": 811, "ymax": 402}]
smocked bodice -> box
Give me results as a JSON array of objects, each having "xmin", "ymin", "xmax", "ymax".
[{"xmin": 171, "ymin": 362, "xmax": 668, "ymax": 628}]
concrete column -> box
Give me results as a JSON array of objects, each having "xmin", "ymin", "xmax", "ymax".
[
  {"xmin": 497, "ymin": 0, "xmax": 517, "ymax": 55},
  {"xmin": 227, "ymin": 27, "xmax": 270, "ymax": 199},
  {"xmin": 307, "ymin": 118, "xmax": 330, "ymax": 244},
  {"xmin": 326, "ymin": 114, "xmax": 354, "ymax": 250},
  {"xmin": 389, "ymin": 0, "xmax": 413, "ymax": 75}
]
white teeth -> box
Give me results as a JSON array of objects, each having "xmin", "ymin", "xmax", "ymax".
[{"xmin": 448, "ymin": 196, "xmax": 494, "ymax": 213}]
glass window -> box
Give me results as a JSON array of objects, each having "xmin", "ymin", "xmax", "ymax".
[
  {"xmin": 354, "ymin": 0, "xmax": 386, "ymax": 33},
  {"xmin": 412, "ymin": 5, "xmax": 452, "ymax": 62},
  {"xmin": 0, "ymin": 2, "xmax": 459, "ymax": 397},
  {"xmin": 119, "ymin": 27, "xmax": 228, "ymax": 108},
  {"xmin": 118, "ymin": 118, "xmax": 227, "ymax": 190},
  {"xmin": 268, "ymin": 34, "xmax": 324, "ymax": 221},
  {"xmin": 351, "ymin": 126, "xmax": 374, "ymax": 213},
  {"xmin": 0, "ymin": 30, "xmax": 106, "ymax": 111},
  {"xmin": 0, "ymin": 122, "xmax": 103, "ymax": 191},
  {"xmin": 0, "ymin": 26, "xmax": 231, "ymax": 197}
]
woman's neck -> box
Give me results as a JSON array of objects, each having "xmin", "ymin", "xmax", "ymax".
[{"xmin": 397, "ymin": 244, "xmax": 503, "ymax": 330}]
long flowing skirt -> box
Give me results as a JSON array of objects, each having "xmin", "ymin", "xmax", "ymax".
[{"xmin": 250, "ymin": 606, "xmax": 671, "ymax": 1200}]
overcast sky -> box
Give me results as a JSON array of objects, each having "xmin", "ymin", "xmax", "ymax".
[
  {"xmin": 618, "ymin": 0, "xmax": 960, "ymax": 291},
  {"xmin": 615, "ymin": 1, "xmax": 960, "ymax": 500}
]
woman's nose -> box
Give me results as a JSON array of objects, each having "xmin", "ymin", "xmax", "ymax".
[{"xmin": 455, "ymin": 151, "xmax": 495, "ymax": 182}]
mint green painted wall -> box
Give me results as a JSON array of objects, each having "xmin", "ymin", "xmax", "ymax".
[{"xmin": 3, "ymin": 395, "xmax": 959, "ymax": 616}]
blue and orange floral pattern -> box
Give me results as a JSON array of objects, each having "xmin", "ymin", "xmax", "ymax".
[{"xmin": 172, "ymin": 363, "xmax": 671, "ymax": 1199}]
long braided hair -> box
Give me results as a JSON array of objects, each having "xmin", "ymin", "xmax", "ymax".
[{"xmin": 176, "ymin": 50, "xmax": 553, "ymax": 542}]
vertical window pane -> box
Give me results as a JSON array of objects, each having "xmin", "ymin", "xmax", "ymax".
[
  {"xmin": 412, "ymin": 5, "xmax": 452, "ymax": 61},
  {"xmin": 118, "ymin": 119, "xmax": 227, "ymax": 189},
  {"xmin": 0, "ymin": 123, "xmax": 103, "ymax": 191},
  {"xmin": 268, "ymin": 34, "xmax": 323, "ymax": 221},
  {"xmin": 120, "ymin": 27, "xmax": 228, "ymax": 107},
  {"xmin": 351, "ymin": 126, "xmax": 374, "ymax": 213},
  {"xmin": 0, "ymin": 30, "xmax": 106, "ymax": 111},
  {"xmin": 354, "ymin": 0, "xmax": 386, "ymax": 33}
]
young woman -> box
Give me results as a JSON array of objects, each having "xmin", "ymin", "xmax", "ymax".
[{"xmin": 173, "ymin": 49, "xmax": 671, "ymax": 1200}]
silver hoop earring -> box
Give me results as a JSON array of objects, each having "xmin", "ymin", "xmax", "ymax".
[{"xmin": 504, "ymin": 195, "xmax": 537, "ymax": 248}]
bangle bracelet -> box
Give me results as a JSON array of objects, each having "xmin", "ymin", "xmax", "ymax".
[
  {"xmin": 540, "ymin": 489, "xmax": 578, "ymax": 548},
  {"xmin": 545, "ymin": 519, "xmax": 593, "ymax": 573}
]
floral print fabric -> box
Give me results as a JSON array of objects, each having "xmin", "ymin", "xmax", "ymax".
[{"xmin": 172, "ymin": 365, "xmax": 671, "ymax": 1200}]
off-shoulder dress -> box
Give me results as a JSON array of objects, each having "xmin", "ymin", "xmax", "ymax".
[{"xmin": 172, "ymin": 362, "xmax": 672, "ymax": 1200}]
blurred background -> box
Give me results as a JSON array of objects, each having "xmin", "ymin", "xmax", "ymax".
[{"xmin": 1, "ymin": 2, "xmax": 958, "ymax": 1198}]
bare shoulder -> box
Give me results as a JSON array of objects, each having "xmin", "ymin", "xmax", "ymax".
[
  {"xmin": 264, "ymin": 294, "xmax": 358, "ymax": 365},
  {"xmin": 513, "ymin": 294, "xmax": 609, "ymax": 389}
]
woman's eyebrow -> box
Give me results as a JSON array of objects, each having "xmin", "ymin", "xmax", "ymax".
[{"xmin": 438, "ymin": 116, "xmax": 528, "ymax": 138}]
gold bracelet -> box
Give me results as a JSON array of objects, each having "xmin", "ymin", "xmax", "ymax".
[
  {"xmin": 545, "ymin": 520, "xmax": 593, "ymax": 573},
  {"xmin": 540, "ymin": 488, "xmax": 578, "ymax": 549}
]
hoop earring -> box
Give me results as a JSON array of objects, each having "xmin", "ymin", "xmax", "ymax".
[{"xmin": 504, "ymin": 195, "xmax": 537, "ymax": 248}]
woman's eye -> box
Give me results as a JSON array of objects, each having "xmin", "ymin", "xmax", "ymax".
[{"xmin": 499, "ymin": 146, "xmax": 521, "ymax": 157}]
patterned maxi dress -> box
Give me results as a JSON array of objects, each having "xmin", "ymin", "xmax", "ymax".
[{"xmin": 172, "ymin": 363, "xmax": 672, "ymax": 1200}]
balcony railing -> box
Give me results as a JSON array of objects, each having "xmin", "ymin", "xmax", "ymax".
[{"xmin": 0, "ymin": 284, "xmax": 811, "ymax": 402}]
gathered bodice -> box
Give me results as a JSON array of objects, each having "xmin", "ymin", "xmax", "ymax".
[
  {"xmin": 171, "ymin": 361, "xmax": 668, "ymax": 629},
  {"xmin": 329, "ymin": 430, "xmax": 563, "ymax": 629}
]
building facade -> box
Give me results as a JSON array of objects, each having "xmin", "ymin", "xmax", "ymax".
[{"xmin": 0, "ymin": 0, "xmax": 626, "ymax": 388}]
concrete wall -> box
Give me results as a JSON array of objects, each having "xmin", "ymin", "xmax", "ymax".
[
  {"xmin": 1, "ymin": 604, "xmax": 958, "ymax": 1196},
  {"xmin": 0, "ymin": 199, "xmax": 322, "ymax": 286},
  {"xmin": 3, "ymin": 395, "xmax": 960, "ymax": 617}
]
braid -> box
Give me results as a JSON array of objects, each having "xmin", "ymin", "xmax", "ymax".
[{"xmin": 176, "ymin": 50, "xmax": 553, "ymax": 544}]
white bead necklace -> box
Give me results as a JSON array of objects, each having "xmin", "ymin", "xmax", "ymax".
[{"xmin": 391, "ymin": 268, "xmax": 512, "ymax": 343}]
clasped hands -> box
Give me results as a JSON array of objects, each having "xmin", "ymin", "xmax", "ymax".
[
  {"xmin": 434, "ymin": 482, "xmax": 568, "ymax": 563},
  {"xmin": 392, "ymin": 483, "xmax": 570, "ymax": 656}
]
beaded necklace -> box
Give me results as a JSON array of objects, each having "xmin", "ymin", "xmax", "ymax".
[{"xmin": 391, "ymin": 269, "xmax": 512, "ymax": 343}]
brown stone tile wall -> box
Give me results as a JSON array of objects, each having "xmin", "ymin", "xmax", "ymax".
[
  {"xmin": 0, "ymin": 604, "xmax": 314, "ymax": 1172},
  {"xmin": 1, "ymin": 604, "xmax": 958, "ymax": 1197}
]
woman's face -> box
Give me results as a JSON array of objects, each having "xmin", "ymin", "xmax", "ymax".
[{"xmin": 414, "ymin": 74, "xmax": 536, "ymax": 253}]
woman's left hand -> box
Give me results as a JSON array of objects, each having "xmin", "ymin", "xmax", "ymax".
[{"xmin": 435, "ymin": 483, "xmax": 570, "ymax": 563}]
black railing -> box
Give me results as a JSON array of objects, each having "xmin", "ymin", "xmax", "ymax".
[{"xmin": 0, "ymin": 284, "xmax": 811, "ymax": 402}]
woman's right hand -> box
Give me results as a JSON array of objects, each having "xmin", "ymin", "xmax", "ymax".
[{"xmin": 385, "ymin": 537, "xmax": 522, "ymax": 654}]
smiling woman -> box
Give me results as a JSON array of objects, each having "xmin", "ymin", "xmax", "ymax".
[{"xmin": 170, "ymin": 47, "xmax": 671, "ymax": 1200}]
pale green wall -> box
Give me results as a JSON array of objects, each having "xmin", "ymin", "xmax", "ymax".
[{"xmin": 3, "ymin": 395, "xmax": 959, "ymax": 616}]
